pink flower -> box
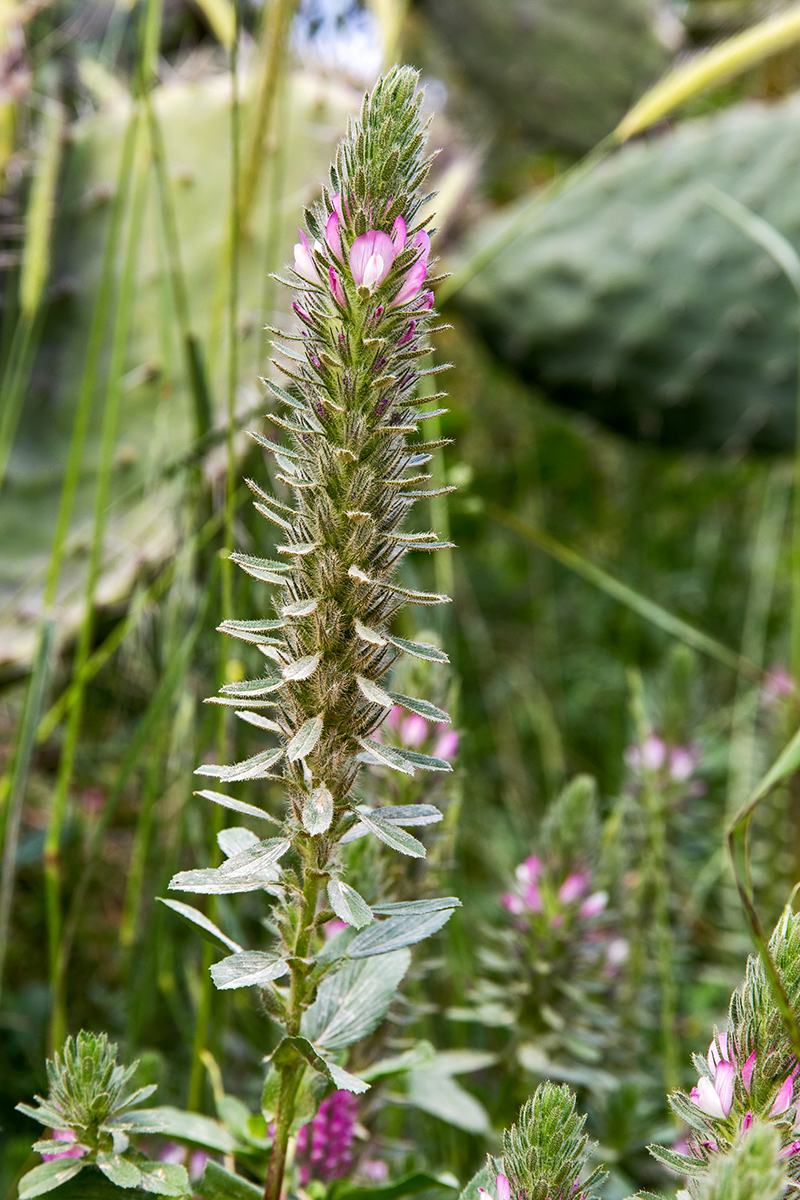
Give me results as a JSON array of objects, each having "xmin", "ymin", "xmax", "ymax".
[
  {"xmin": 669, "ymin": 745, "xmax": 699, "ymax": 782},
  {"xmin": 579, "ymin": 890, "xmax": 608, "ymax": 918},
  {"xmin": 780, "ymin": 1139, "xmax": 800, "ymax": 1160},
  {"xmin": 478, "ymin": 1173, "xmax": 510, "ymax": 1200},
  {"xmin": 433, "ymin": 730, "xmax": 459, "ymax": 760},
  {"xmin": 690, "ymin": 1060, "xmax": 735, "ymax": 1120},
  {"xmin": 401, "ymin": 714, "xmax": 429, "ymax": 747},
  {"xmin": 502, "ymin": 892, "xmax": 524, "ymax": 915},
  {"xmin": 742, "ymin": 1111, "xmax": 753, "ymax": 1132},
  {"xmin": 707, "ymin": 1033, "xmax": 730, "ymax": 1070},
  {"xmin": 605, "ymin": 937, "xmax": 629, "ymax": 966},
  {"xmin": 743, "ymin": 1050, "xmax": 757, "ymax": 1093},
  {"xmin": 771, "ymin": 1076, "xmax": 794, "ymax": 1117},
  {"xmin": 559, "ymin": 872, "xmax": 589, "ymax": 904},
  {"xmin": 293, "ymin": 231, "xmax": 319, "ymax": 284},
  {"xmin": 522, "ymin": 882, "xmax": 543, "ymax": 913},
  {"xmin": 324, "ymin": 919, "xmax": 348, "ymax": 941},
  {"xmin": 329, "ymin": 268, "xmax": 346, "ymax": 308},
  {"xmin": 516, "ymin": 856, "xmax": 541, "ymax": 886},
  {"xmin": 762, "ymin": 667, "xmax": 795, "ymax": 707},
  {"xmin": 391, "ymin": 215, "xmax": 407, "ymax": 253},
  {"xmin": 387, "ymin": 705, "xmax": 403, "ymax": 730},
  {"xmin": 350, "ymin": 230, "xmax": 397, "ymax": 291},
  {"xmin": 326, "ymin": 211, "xmax": 342, "ymax": 261},
  {"xmin": 42, "ymin": 1130, "xmax": 85, "ymax": 1162},
  {"xmin": 391, "ymin": 232, "xmax": 431, "ymax": 307},
  {"xmin": 641, "ymin": 735, "xmax": 667, "ymax": 771}
]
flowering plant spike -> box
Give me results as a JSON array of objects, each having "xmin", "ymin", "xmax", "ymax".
[{"xmin": 160, "ymin": 65, "xmax": 460, "ymax": 1200}]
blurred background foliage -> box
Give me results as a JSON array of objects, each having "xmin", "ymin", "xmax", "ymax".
[{"xmin": 5, "ymin": 0, "xmax": 800, "ymax": 1197}]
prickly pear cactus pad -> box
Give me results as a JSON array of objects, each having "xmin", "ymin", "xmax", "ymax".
[
  {"xmin": 418, "ymin": 0, "xmax": 668, "ymax": 152},
  {"xmin": 0, "ymin": 71, "xmax": 355, "ymax": 676},
  {"xmin": 456, "ymin": 95, "xmax": 800, "ymax": 452}
]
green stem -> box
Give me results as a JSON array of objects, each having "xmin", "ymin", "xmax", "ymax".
[{"xmin": 264, "ymin": 858, "xmax": 322, "ymax": 1200}]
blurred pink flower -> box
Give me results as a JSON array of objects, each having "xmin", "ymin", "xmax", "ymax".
[
  {"xmin": 641, "ymin": 735, "xmax": 667, "ymax": 771},
  {"xmin": 605, "ymin": 937, "xmax": 629, "ymax": 967},
  {"xmin": 387, "ymin": 705, "xmax": 403, "ymax": 730},
  {"xmin": 42, "ymin": 1130, "xmax": 84, "ymax": 1162},
  {"xmin": 502, "ymin": 892, "xmax": 524, "ymax": 915},
  {"xmin": 433, "ymin": 730, "xmax": 459, "ymax": 760},
  {"xmin": 579, "ymin": 890, "xmax": 608, "ymax": 918},
  {"xmin": 669, "ymin": 745, "xmax": 700, "ymax": 782},
  {"xmin": 402, "ymin": 714, "xmax": 429, "ymax": 747},
  {"xmin": 516, "ymin": 856, "xmax": 541, "ymax": 886},
  {"xmin": 763, "ymin": 667, "xmax": 795, "ymax": 707},
  {"xmin": 324, "ymin": 919, "xmax": 348, "ymax": 941},
  {"xmin": 361, "ymin": 1160, "xmax": 389, "ymax": 1183},
  {"xmin": 558, "ymin": 872, "xmax": 589, "ymax": 904}
]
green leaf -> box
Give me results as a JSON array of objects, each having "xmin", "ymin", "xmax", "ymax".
[
  {"xmin": 352, "ymin": 809, "xmax": 426, "ymax": 858},
  {"xmin": 282, "ymin": 654, "xmax": 321, "ymax": 682},
  {"xmin": 458, "ymin": 1164, "xmax": 494, "ymax": 1200},
  {"xmin": 234, "ymin": 711, "xmax": 282, "ymax": 732},
  {"xmin": 16, "ymin": 1100, "xmax": 66, "ymax": 1128},
  {"xmin": 371, "ymin": 897, "xmax": 461, "ymax": 916},
  {"xmin": 303, "ymin": 784, "xmax": 333, "ymax": 834},
  {"xmin": 210, "ymin": 951, "xmax": 289, "ymax": 990},
  {"xmin": 22, "ymin": 1166, "xmax": 151, "ymax": 1199},
  {"xmin": 386, "ymin": 635, "xmax": 449, "ymax": 663},
  {"xmin": 359, "ymin": 1040, "xmax": 438, "ymax": 1081},
  {"xmin": 157, "ymin": 898, "xmax": 243, "ymax": 953},
  {"xmin": 342, "ymin": 804, "xmax": 442, "ymax": 843},
  {"xmin": 386, "ymin": 693, "xmax": 449, "ymax": 723},
  {"xmin": 194, "ymin": 790, "xmax": 278, "ymax": 822},
  {"xmin": 302, "ymin": 950, "xmax": 411, "ymax": 1050},
  {"xmin": 281, "ymin": 597, "xmax": 320, "ymax": 617},
  {"xmin": 272, "ymin": 1036, "xmax": 369, "ymax": 1094},
  {"xmin": 19, "ymin": 1162, "xmax": 85, "ymax": 1199},
  {"xmin": 356, "ymin": 675, "xmax": 393, "ymax": 706},
  {"xmin": 217, "ymin": 618, "xmax": 286, "ymax": 643},
  {"xmin": 169, "ymin": 868, "xmax": 275, "ymax": 895},
  {"xmin": 96, "ymin": 1155, "xmax": 141, "ymax": 1189},
  {"xmin": 407, "ymin": 1069, "xmax": 490, "ymax": 1134},
  {"xmin": 107, "ymin": 1105, "xmax": 235, "ymax": 1152},
  {"xmin": 219, "ymin": 676, "xmax": 284, "ymax": 698},
  {"xmin": 287, "ymin": 714, "xmax": 323, "ymax": 761},
  {"xmin": 357, "ymin": 737, "xmax": 415, "ymax": 776},
  {"xmin": 348, "ymin": 909, "xmax": 455, "ymax": 958},
  {"xmin": 195, "ymin": 747, "xmax": 284, "ymax": 782},
  {"xmin": 195, "ymin": 1161, "xmax": 262, "ymax": 1200},
  {"xmin": 134, "ymin": 1162, "xmax": 190, "ymax": 1196},
  {"xmin": 217, "ymin": 828, "xmax": 260, "ymax": 857},
  {"xmin": 228, "ymin": 553, "xmax": 292, "ymax": 584},
  {"xmin": 217, "ymin": 838, "xmax": 290, "ymax": 878},
  {"xmin": 331, "ymin": 1171, "xmax": 460, "ymax": 1200},
  {"xmin": 387, "ymin": 745, "xmax": 453, "ymax": 773},
  {"xmin": 327, "ymin": 879, "xmax": 373, "ymax": 929}
]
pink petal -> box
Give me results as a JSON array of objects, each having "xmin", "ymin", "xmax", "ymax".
[
  {"xmin": 714, "ymin": 1061, "xmax": 735, "ymax": 1117},
  {"xmin": 411, "ymin": 229, "xmax": 431, "ymax": 266},
  {"xmin": 293, "ymin": 230, "xmax": 319, "ymax": 284},
  {"xmin": 350, "ymin": 231, "xmax": 397, "ymax": 289},
  {"xmin": 523, "ymin": 882, "xmax": 543, "ymax": 913},
  {"xmin": 780, "ymin": 1139, "xmax": 800, "ymax": 1160},
  {"xmin": 669, "ymin": 745, "xmax": 698, "ymax": 782},
  {"xmin": 742, "ymin": 1110, "xmax": 753, "ymax": 1132},
  {"xmin": 42, "ymin": 1130, "xmax": 85, "ymax": 1163},
  {"xmin": 391, "ymin": 215, "xmax": 407, "ymax": 252},
  {"xmin": 605, "ymin": 937, "xmax": 629, "ymax": 966},
  {"xmin": 743, "ymin": 1050, "xmax": 757, "ymax": 1093},
  {"xmin": 580, "ymin": 890, "xmax": 608, "ymax": 918},
  {"xmin": 387, "ymin": 705, "xmax": 403, "ymax": 730},
  {"xmin": 392, "ymin": 259, "xmax": 427, "ymax": 307},
  {"xmin": 329, "ymin": 268, "xmax": 345, "ymax": 308},
  {"xmin": 707, "ymin": 1032, "xmax": 729, "ymax": 1070},
  {"xmin": 502, "ymin": 892, "xmax": 524, "ymax": 915},
  {"xmin": 496, "ymin": 1175, "xmax": 511, "ymax": 1200},
  {"xmin": 420, "ymin": 290, "xmax": 434, "ymax": 310},
  {"xmin": 433, "ymin": 730, "xmax": 459, "ymax": 760},
  {"xmin": 516, "ymin": 856, "xmax": 542, "ymax": 886},
  {"xmin": 691, "ymin": 1077, "xmax": 728, "ymax": 1120},
  {"xmin": 558, "ymin": 872, "xmax": 589, "ymax": 904},
  {"xmin": 402, "ymin": 714, "xmax": 429, "ymax": 747},
  {"xmin": 771, "ymin": 1076, "xmax": 794, "ymax": 1117},
  {"xmin": 641, "ymin": 735, "xmax": 667, "ymax": 771},
  {"xmin": 326, "ymin": 211, "xmax": 342, "ymax": 261}
]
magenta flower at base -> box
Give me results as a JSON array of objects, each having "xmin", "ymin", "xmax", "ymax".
[
  {"xmin": 295, "ymin": 1091, "xmax": 359, "ymax": 1185},
  {"xmin": 41, "ymin": 1130, "xmax": 85, "ymax": 1162}
]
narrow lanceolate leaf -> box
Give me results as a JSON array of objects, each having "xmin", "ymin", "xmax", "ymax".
[
  {"xmin": 282, "ymin": 653, "xmax": 321, "ymax": 682},
  {"xmin": 342, "ymin": 803, "xmax": 443, "ymax": 843},
  {"xmin": 287, "ymin": 714, "xmax": 323, "ymax": 761},
  {"xmin": 328, "ymin": 879, "xmax": 373, "ymax": 929},
  {"xmin": 210, "ymin": 951, "xmax": 289, "ymax": 990},
  {"xmin": 357, "ymin": 736, "xmax": 415, "ymax": 776},
  {"xmin": 391, "ymin": 745, "xmax": 453, "ymax": 772},
  {"xmin": 169, "ymin": 868, "xmax": 276, "ymax": 895},
  {"xmin": 357, "ymin": 675, "xmax": 393, "ymax": 706},
  {"xmin": 302, "ymin": 950, "xmax": 411, "ymax": 1049},
  {"xmin": 387, "ymin": 635, "xmax": 449, "ymax": 663},
  {"xmin": 220, "ymin": 676, "xmax": 284, "ymax": 697},
  {"xmin": 158, "ymin": 898, "xmax": 243, "ymax": 953},
  {"xmin": 384, "ymin": 583, "xmax": 451, "ymax": 605},
  {"xmin": 205, "ymin": 696, "xmax": 277, "ymax": 709},
  {"xmin": 218, "ymin": 618, "xmax": 286, "ymax": 640},
  {"xmin": 372, "ymin": 896, "xmax": 462, "ymax": 916},
  {"xmin": 281, "ymin": 597, "xmax": 320, "ymax": 617},
  {"xmin": 195, "ymin": 747, "xmax": 284, "ymax": 782},
  {"xmin": 354, "ymin": 619, "xmax": 387, "ymax": 646},
  {"xmin": 228, "ymin": 553, "xmax": 293, "ymax": 583},
  {"xmin": 234, "ymin": 710, "xmax": 282, "ymax": 732},
  {"xmin": 356, "ymin": 809, "xmax": 426, "ymax": 858},
  {"xmin": 218, "ymin": 838, "xmax": 291, "ymax": 878},
  {"xmin": 348, "ymin": 909, "xmax": 455, "ymax": 958},
  {"xmin": 194, "ymin": 790, "xmax": 278, "ymax": 823},
  {"xmin": 387, "ymin": 692, "xmax": 450, "ymax": 722},
  {"xmin": 303, "ymin": 784, "xmax": 334, "ymax": 834},
  {"xmin": 218, "ymin": 828, "xmax": 260, "ymax": 857}
]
